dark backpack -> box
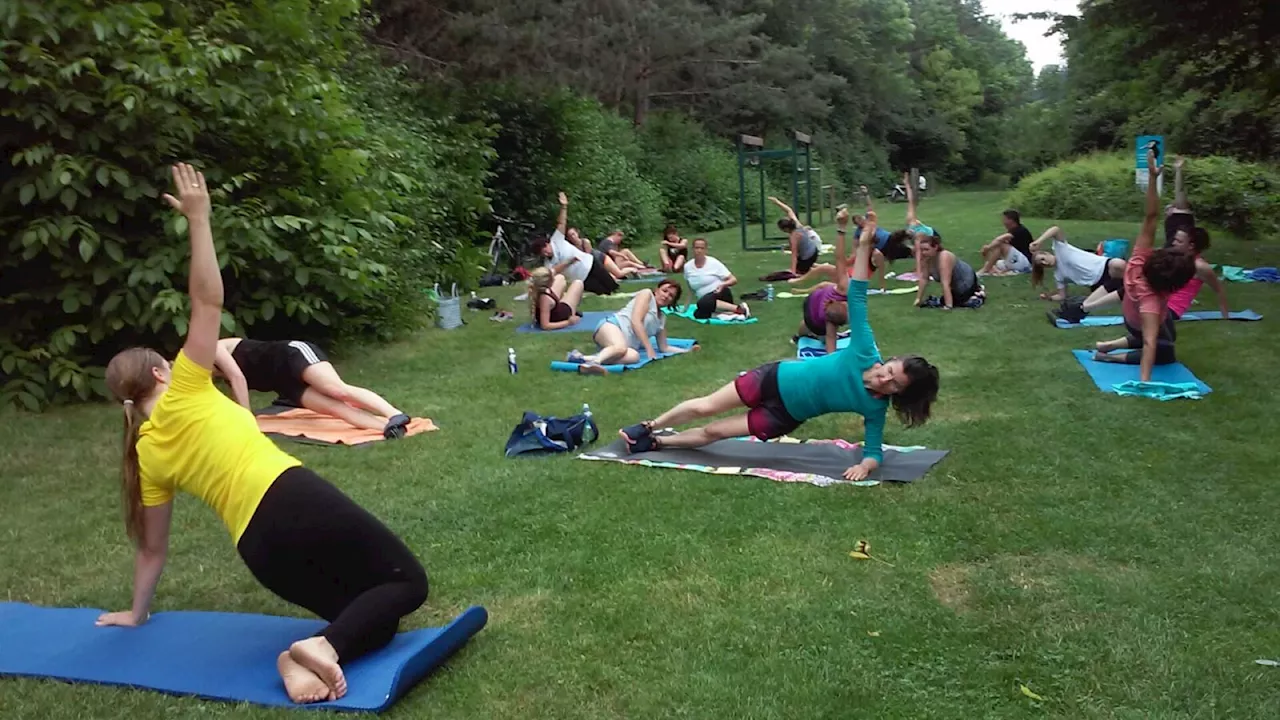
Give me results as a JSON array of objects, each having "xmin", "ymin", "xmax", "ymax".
[{"xmin": 504, "ymin": 410, "xmax": 599, "ymax": 457}]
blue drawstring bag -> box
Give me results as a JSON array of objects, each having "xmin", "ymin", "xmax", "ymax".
[
  {"xmin": 504, "ymin": 411, "xmax": 599, "ymax": 457},
  {"xmin": 1099, "ymin": 239, "xmax": 1130, "ymax": 259}
]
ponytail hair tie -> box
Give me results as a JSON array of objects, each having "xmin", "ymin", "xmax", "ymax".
[{"xmin": 123, "ymin": 399, "xmax": 135, "ymax": 407}]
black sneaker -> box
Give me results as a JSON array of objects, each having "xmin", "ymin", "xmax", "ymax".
[{"xmin": 1058, "ymin": 300, "xmax": 1087, "ymax": 324}]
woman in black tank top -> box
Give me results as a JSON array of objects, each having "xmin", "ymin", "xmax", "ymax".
[
  {"xmin": 214, "ymin": 338, "xmax": 411, "ymax": 438},
  {"xmin": 527, "ymin": 267, "xmax": 585, "ymax": 330}
]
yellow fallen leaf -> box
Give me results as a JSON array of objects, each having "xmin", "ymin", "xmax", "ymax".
[
  {"xmin": 849, "ymin": 551, "xmax": 871, "ymax": 560},
  {"xmin": 1019, "ymin": 684, "xmax": 1045, "ymax": 702},
  {"xmin": 867, "ymin": 630, "xmax": 880, "ymax": 637},
  {"xmin": 854, "ymin": 539, "xmax": 871, "ymax": 554}
]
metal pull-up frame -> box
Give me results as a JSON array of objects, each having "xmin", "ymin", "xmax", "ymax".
[{"xmin": 737, "ymin": 131, "xmax": 814, "ymax": 251}]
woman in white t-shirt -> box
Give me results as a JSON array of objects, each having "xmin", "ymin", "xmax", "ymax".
[
  {"xmin": 684, "ymin": 238, "xmax": 750, "ymax": 320},
  {"xmin": 565, "ymin": 280, "xmax": 694, "ymax": 373},
  {"xmin": 1029, "ymin": 226, "xmax": 1127, "ymax": 323},
  {"xmin": 531, "ymin": 193, "xmax": 620, "ymax": 296}
]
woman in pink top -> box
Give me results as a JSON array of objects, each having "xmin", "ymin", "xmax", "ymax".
[
  {"xmin": 1092, "ymin": 150, "xmax": 1197, "ymax": 381},
  {"xmin": 1166, "ymin": 225, "xmax": 1229, "ymax": 320}
]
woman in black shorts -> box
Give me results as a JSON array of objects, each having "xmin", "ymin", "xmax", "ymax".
[
  {"xmin": 215, "ymin": 338, "xmax": 410, "ymax": 437},
  {"xmin": 527, "ymin": 267, "xmax": 585, "ymax": 330},
  {"xmin": 659, "ymin": 225, "xmax": 689, "ymax": 273}
]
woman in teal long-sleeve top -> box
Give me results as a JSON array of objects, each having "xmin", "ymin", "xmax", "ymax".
[{"xmin": 619, "ymin": 210, "xmax": 939, "ymax": 481}]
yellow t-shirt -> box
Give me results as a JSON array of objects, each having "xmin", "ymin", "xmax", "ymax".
[{"xmin": 138, "ymin": 351, "xmax": 301, "ymax": 543}]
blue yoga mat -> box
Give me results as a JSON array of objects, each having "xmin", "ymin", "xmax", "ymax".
[
  {"xmin": 551, "ymin": 337, "xmax": 697, "ymax": 373},
  {"xmin": 1055, "ymin": 309, "xmax": 1262, "ymax": 329},
  {"xmin": 796, "ymin": 335, "xmax": 847, "ymax": 359},
  {"xmin": 1071, "ymin": 350, "xmax": 1211, "ymax": 397},
  {"xmin": 0, "ymin": 602, "xmax": 487, "ymax": 712},
  {"xmin": 516, "ymin": 310, "xmax": 614, "ymax": 334}
]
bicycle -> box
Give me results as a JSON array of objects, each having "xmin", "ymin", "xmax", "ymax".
[{"xmin": 484, "ymin": 214, "xmax": 537, "ymax": 279}]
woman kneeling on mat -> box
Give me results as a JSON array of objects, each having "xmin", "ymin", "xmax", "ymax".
[
  {"xmin": 214, "ymin": 338, "xmax": 410, "ymax": 438},
  {"xmin": 527, "ymin": 267, "xmax": 585, "ymax": 330},
  {"xmin": 565, "ymin": 279, "xmax": 694, "ymax": 373},
  {"xmin": 619, "ymin": 211, "xmax": 939, "ymax": 481},
  {"xmin": 1167, "ymin": 224, "xmax": 1229, "ymax": 321},
  {"xmin": 912, "ymin": 235, "xmax": 984, "ymax": 309},
  {"xmin": 1092, "ymin": 150, "xmax": 1197, "ymax": 378},
  {"xmin": 685, "ymin": 237, "xmax": 750, "ymax": 320},
  {"xmin": 1029, "ymin": 226, "xmax": 1126, "ymax": 324},
  {"xmin": 99, "ymin": 164, "xmax": 427, "ymax": 705}
]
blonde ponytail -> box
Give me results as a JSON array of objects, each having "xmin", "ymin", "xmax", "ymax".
[{"xmin": 121, "ymin": 402, "xmax": 145, "ymax": 544}]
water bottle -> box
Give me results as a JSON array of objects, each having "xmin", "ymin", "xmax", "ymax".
[
  {"xmin": 581, "ymin": 402, "xmax": 598, "ymax": 443},
  {"xmin": 507, "ymin": 347, "xmax": 518, "ymax": 374},
  {"xmin": 766, "ymin": 284, "xmax": 775, "ymax": 302}
]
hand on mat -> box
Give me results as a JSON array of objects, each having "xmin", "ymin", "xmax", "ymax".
[
  {"xmin": 568, "ymin": 314, "xmax": 581, "ymax": 326},
  {"xmin": 162, "ymin": 163, "xmax": 209, "ymax": 219},
  {"xmin": 96, "ymin": 610, "xmax": 144, "ymax": 627},
  {"xmin": 843, "ymin": 464, "xmax": 871, "ymax": 481}
]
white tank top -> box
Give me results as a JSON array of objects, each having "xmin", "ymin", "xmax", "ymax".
[{"xmin": 613, "ymin": 291, "xmax": 665, "ymax": 348}]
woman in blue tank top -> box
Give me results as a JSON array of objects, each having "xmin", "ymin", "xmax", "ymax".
[{"xmin": 618, "ymin": 211, "xmax": 939, "ymax": 481}]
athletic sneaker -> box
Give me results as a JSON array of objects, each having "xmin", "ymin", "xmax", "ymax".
[
  {"xmin": 383, "ymin": 413, "xmax": 410, "ymax": 439},
  {"xmin": 566, "ymin": 349, "xmax": 586, "ymax": 364},
  {"xmin": 620, "ymin": 422, "xmax": 657, "ymax": 453},
  {"xmin": 738, "ymin": 302, "xmax": 750, "ymax": 317},
  {"xmin": 1057, "ymin": 300, "xmax": 1087, "ymax": 324}
]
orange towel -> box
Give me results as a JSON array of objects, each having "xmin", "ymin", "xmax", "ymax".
[{"xmin": 255, "ymin": 408, "xmax": 438, "ymax": 446}]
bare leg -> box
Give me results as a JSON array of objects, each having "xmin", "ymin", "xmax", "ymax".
[
  {"xmin": 1081, "ymin": 287, "xmax": 1120, "ymax": 313},
  {"xmin": 1106, "ymin": 258, "xmax": 1127, "ymax": 279},
  {"xmin": 787, "ymin": 263, "xmax": 837, "ymax": 285},
  {"xmin": 661, "ymin": 250, "xmax": 673, "ymax": 272},
  {"xmin": 1094, "ymin": 336, "xmax": 1132, "ymax": 361},
  {"xmin": 619, "ymin": 249, "xmax": 645, "ymax": 266},
  {"xmin": 584, "ymin": 323, "xmax": 638, "ymax": 366},
  {"xmin": 649, "ymin": 381, "xmax": 745, "ymax": 429},
  {"xmin": 654, "ymin": 414, "xmax": 752, "ymax": 449},
  {"xmin": 563, "ymin": 278, "xmax": 585, "ymax": 310},
  {"xmin": 980, "ymin": 238, "xmax": 1010, "ymax": 274},
  {"xmin": 302, "ymin": 362, "xmax": 401, "ymax": 419},
  {"xmin": 602, "ymin": 254, "xmax": 631, "ymax": 279},
  {"xmin": 551, "ymin": 273, "xmax": 567, "ymax": 295},
  {"xmin": 672, "ymin": 254, "xmax": 686, "ymax": 272},
  {"xmin": 278, "ymin": 651, "xmax": 332, "ymax": 704},
  {"xmin": 299, "ymin": 387, "xmax": 385, "ymax": 432},
  {"xmin": 714, "ymin": 300, "xmax": 741, "ymax": 314}
]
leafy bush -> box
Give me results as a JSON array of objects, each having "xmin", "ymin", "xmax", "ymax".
[
  {"xmin": 0, "ymin": 1, "xmax": 489, "ymax": 409},
  {"xmin": 1007, "ymin": 153, "xmax": 1280, "ymax": 240},
  {"xmin": 636, "ymin": 112, "xmax": 738, "ymax": 232}
]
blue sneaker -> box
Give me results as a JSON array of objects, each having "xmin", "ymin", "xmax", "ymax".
[
  {"xmin": 619, "ymin": 422, "xmax": 656, "ymax": 453},
  {"xmin": 566, "ymin": 349, "xmax": 586, "ymax": 364}
]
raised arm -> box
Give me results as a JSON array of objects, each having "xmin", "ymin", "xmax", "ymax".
[
  {"xmin": 1173, "ymin": 156, "xmax": 1189, "ymax": 210},
  {"xmin": 850, "ymin": 212, "xmax": 876, "ymax": 283},
  {"xmin": 96, "ymin": 502, "xmax": 172, "ymax": 627},
  {"xmin": 904, "ymin": 171, "xmax": 919, "ymax": 227},
  {"xmin": 1029, "ymin": 225, "xmax": 1064, "ymax": 254},
  {"xmin": 834, "ymin": 209, "xmax": 850, "ymax": 293},
  {"xmin": 1135, "ymin": 149, "xmax": 1162, "ymax": 253},
  {"xmin": 556, "ymin": 191, "xmax": 568, "ymax": 235},
  {"xmin": 860, "ymin": 185, "xmax": 874, "ymax": 215},
  {"xmin": 768, "ymin": 196, "xmax": 800, "ymax": 225},
  {"xmin": 214, "ymin": 340, "xmax": 251, "ymax": 410},
  {"xmin": 166, "ymin": 164, "xmax": 219, "ymax": 371}
]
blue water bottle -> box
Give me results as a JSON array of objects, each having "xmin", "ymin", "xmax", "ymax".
[{"xmin": 507, "ymin": 347, "xmax": 518, "ymax": 374}]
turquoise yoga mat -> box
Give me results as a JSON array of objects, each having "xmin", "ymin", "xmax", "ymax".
[
  {"xmin": 1054, "ymin": 309, "xmax": 1262, "ymax": 329},
  {"xmin": 1071, "ymin": 350, "xmax": 1211, "ymax": 399},
  {"xmin": 661, "ymin": 305, "xmax": 758, "ymax": 325},
  {"xmin": 550, "ymin": 337, "xmax": 697, "ymax": 374}
]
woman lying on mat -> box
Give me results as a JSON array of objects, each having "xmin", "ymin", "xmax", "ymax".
[
  {"xmin": 565, "ymin": 279, "xmax": 695, "ymax": 373},
  {"xmin": 214, "ymin": 337, "xmax": 410, "ymax": 438},
  {"xmin": 685, "ymin": 237, "xmax": 750, "ymax": 320},
  {"xmin": 100, "ymin": 163, "xmax": 427, "ymax": 705},
  {"xmin": 527, "ymin": 267, "xmax": 585, "ymax": 331},
  {"xmin": 659, "ymin": 225, "xmax": 690, "ymax": 273},
  {"xmin": 619, "ymin": 211, "xmax": 939, "ymax": 481},
  {"xmin": 1029, "ymin": 226, "xmax": 1127, "ymax": 324},
  {"xmin": 1092, "ymin": 150, "xmax": 1197, "ymax": 378}
]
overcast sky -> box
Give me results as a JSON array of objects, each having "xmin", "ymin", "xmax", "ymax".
[{"xmin": 981, "ymin": 0, "xmax": 1078, "ymax": 72}]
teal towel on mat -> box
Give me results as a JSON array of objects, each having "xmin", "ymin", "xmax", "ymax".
[
  {"xmin": 1112, "ymin": 381, "xmax": 1206, "ymax": 401},
  {"xmin": 1216, "ymin": 265, "xmax": 1255, "ymax": 283},
  {"xmin": 662, "ymin": 305, "xmax": 758, "ymax": 325}
]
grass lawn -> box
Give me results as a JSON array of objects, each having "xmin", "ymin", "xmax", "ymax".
[{"xmin": 3, "ymin": 191, "xmax": 1280, "ymax": 719}]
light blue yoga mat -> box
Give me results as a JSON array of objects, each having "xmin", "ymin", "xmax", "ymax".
[
  {"xmin": 1071, "ymin": 350, "xmax": 1211, "ymax": 398},
  {"xmin": 551, "ymin": 337, "xmax": 697, "ymax": 373},
  {"xmin": 796, "ymin": 335, "xmax": 847, "ymax": 359},
  {"xmin": 1055, "ymin": 309, "xmax": 1262, "ymax": 329},
  {"xmin": 0, "ymin": 602, "xmax": 486, "ymax": 712},
  {"xmin": 662, "ymin": 305, "xmax": 758, "ymax": 325},
  {"xmin": 516, "ymin": 310, "xmax": 613, "ymax": 334}
]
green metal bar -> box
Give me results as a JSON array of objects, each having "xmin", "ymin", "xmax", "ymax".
[
  {"xmin": 804, "ymin": 141, "xmax": 813, "ymax": 227},
  {"xmin": 738, "ymin": 137, "xmax": 748, "ymax": 252}
]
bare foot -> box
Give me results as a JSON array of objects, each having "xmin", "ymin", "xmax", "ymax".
[
  {"xmin": 578, "ymin": 363, "xmax": 608, "ymax": 376},
  {"xmin": 290, "ymin": 637, "xmax": 347, "ymax": 700},
  {"xmin": 278, "ymin": 651, "xmax": 332, "ymax": 704}
]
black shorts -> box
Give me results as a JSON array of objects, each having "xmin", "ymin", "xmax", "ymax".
[
  {"xmin": 1120, "ymin": 315, "xmax": 1177, "ymax": 365},
  {"xmin": 231, "ymin": 339, "xmax": 328, "ymax": 405},
  {"xmin": 583, "ymin": 253, "xmax": 620, "ymax": 295},
  {"xmin": 1090, "ymin": 270, "xmax": 1124, "ymax": 295},
  {"xmin": 882, "ymin": 241, "xmax": 913, "ymax": 262},
  {"xmin": 694, "ymin": 287, "xmax": 734, "ymax": 319},
  {"xmin": 796, "ymin": 251, "xmax": 818, "ymax": 275},
  {"xmin": 734, "ymin": 362, "xmax": 802, "ymax": 440},
  {"xmin": 665, "ymin": 246, "xmax": 687, "ymax": 261}
]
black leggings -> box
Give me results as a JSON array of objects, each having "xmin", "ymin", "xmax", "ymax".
[
  {"xmin": 1118, "ymin": 315, "xmax": 1178, "ymax": 365},
  {"xmin": 237, "ymin": 467, "xmax": 428, "ymax": 662},
  {"xmin": 694, "ymin": 287, "xmax": 734, "ymax": 319}
]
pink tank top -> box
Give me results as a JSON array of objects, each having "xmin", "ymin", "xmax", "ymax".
[{"xmin": 1165, "ymin": 254, "xmax": 1202, "ymax": 317}]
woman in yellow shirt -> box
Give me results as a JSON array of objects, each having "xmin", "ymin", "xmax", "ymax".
[{"xmin": 98, "ymin": 164, "xmax": 427, "ymax": 705}]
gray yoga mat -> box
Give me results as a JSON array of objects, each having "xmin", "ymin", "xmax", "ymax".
[{"xmin": 580, "ymin": 436, "xmax": 948, "ymax": 483}]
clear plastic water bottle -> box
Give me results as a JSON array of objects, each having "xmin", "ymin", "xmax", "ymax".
[
  {"xmin": 766, "ymin": 284, "xmax": 775, "ymax": 302},
  {"xmin": 507, "ymin": 347, "xmax": 518, "ymax": 374},
  {"xmin": 581, "ymin": 403, "xmax": 597, "ymax": 443}
]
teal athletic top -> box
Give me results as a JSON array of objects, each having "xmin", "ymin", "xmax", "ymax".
[
  {"xmin": 775, "ymin": 279, "xmax": 889, "ymax": 463},
  {"xmin": 909, "ymin": 221, "xmax": 935, "ymax": 237}
]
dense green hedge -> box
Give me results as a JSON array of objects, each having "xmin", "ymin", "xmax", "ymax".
[
  {"xmin": 1008, "ymin": 153, "xmax": 1280, "ymax": 240},
  {"xmin": 0, "ymin": 0, "xmax": 492, "ymax": 409}
]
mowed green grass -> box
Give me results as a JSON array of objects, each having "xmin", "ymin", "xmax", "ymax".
[{"xmin": 3, "ymin": 191, "xmax": 1280, "ymax": 719}]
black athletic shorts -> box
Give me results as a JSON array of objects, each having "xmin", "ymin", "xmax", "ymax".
[
  {"xmin": 665, "ymin": 245, "xmax": 688, "ymax": 261},
  {"xmin": 796, "ymin": 251, "xmax": 818, "ymax": 275},
  {"xmin": 734, "ymin": 362, "xmax": 802, "ymax": 440},
  {"xmin": 694, "ymin": 287, "xmax": 734, "ymax": 319},
  {"xmin": 882, "ymin": 240, "xmax": 914, "ymax": 262},
  {"xmin": 231, "ymin": 339, "xmax": 328, "ymax": 405},
  {"xmin": 1090, "ymin": 269, "xmax": 1124, "ymax": 295},
  {"xmin": 583, "ymin": 252, "xmax": 620, "ymax": 295}
]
